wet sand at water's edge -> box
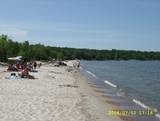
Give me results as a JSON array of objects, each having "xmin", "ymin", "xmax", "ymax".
[{"xmin": 0, "ymin": 61, "xmax": 136, "ymax": 121}]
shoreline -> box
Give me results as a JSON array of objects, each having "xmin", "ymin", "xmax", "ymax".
[
  {"xmin": 0, "ymin": 62, "xmax": 122, "ymax": 121},
  {"xmin": 72, "ymin": 68, "xmax": 123, "ymax": 121},
  {"xmin": 0, "ymin": 61, "xmax": 159, "ymax": 121},
  {"xmin": 80, "ymin": 66, "xmax": 160, "ymax": 121}
]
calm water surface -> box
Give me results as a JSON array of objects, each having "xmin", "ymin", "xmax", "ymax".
[{"xmin": 81, "ymin": 60, "xmax": 160, "ymax": 111}]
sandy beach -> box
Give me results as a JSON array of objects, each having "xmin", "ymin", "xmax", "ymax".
[{"xmin": 0, "ymin": 62, "xmax": 123, "ymax": 121}]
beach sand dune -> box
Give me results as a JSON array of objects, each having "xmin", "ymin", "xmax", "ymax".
[{"xmin": 0, "ymin": 63, "xmax": 122, "ymax": 121}]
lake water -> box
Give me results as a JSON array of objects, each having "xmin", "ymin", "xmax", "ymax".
[{"xmin": 81, "ymin": 60, "xmax": 160, "ymax": 120}]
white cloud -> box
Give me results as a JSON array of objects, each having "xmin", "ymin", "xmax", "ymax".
[{"xmin": 0, "ymin": 25, "xmax": 28, "ymax": 40}]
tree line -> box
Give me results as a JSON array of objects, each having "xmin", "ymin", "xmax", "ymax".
[{"xmin": 0, "ymin": 34, "xmax": 160, "ymax": 62}]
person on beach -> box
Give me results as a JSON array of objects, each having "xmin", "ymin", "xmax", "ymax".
[
  {"xmin": 38, "ymin": 62, "xmax": 42, "ymax": 68},
  {"xmin": 27, "ymin": 62, "xmax": 33, "ymax": 71},
  {"xmin": 73, "ymin": 59, "xmax": 80, "ymax": 68},
  {"xmin": 20, "ymin": 68, "xmax": 35, "ymax": 79},
  {"xmin": 7, "ymin": 64, "xmax": 18, "ymax": 71},
  {"xmin": 33, "ymin": 61, "xmax": 37, "ymax": 70},
  {"xmin": 16, "ymin": 62, "xmax": 20, "ymax": 70},
  {"xmin": 77, "ymin": 60, "xmax": 80, "ymax": 68}
]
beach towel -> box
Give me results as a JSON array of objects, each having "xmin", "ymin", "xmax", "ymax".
[
  {"xmin": 30, "ymin": 70, "xmax": 38, "ymax": 72},
  {"xmin": 5, "ymin": 75, "xmax": 21, "ymax": 80}
]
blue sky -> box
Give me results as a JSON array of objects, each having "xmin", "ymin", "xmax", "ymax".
[{"xmin": 0, "ymin": 0, "xmax": 160, "ymax": 51}]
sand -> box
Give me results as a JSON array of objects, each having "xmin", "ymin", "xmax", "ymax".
[{"xmin": 0, "ymin": 62, "xmax": 122, "ymax": 121}]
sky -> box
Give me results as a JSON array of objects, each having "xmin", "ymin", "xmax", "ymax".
[{"xmin": 0, "ymin": 0, "xmax": 160, "ymax": 51}]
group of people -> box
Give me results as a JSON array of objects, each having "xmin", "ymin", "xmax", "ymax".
[{"xmin": 7, "ymin": 60, "xmax": 41, "ymax": 79}]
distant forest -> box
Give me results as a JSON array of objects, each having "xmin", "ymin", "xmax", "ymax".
[{"xmin": 0, "ymin": 34, "xmax": 160, "ymax": 62}]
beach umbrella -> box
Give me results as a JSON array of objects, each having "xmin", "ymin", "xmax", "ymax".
[{"xmin": 8, "ymin": 56, "xmax": 22, "ymax": 61}]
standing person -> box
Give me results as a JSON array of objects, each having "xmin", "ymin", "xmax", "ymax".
[
  {"xmin": 38, "ymin": 62, "xmax": 42, "ymax": 68},
  {"xmin": 77, "ymin": 60, "xmax": 80, "ymax": 68},
  {"xmin": 33, "ymin": 61, "xmax": 37, "ymax": 70}
]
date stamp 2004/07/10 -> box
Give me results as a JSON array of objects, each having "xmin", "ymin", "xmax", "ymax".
[{"xmin": 108, "ymin": 109, "xmax": 157, "ymax": 116}]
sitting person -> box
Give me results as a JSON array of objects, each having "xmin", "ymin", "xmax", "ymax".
[
  {"xmin": 16, "ymin": 63, "xmax": 20, "ymax": 70},
  {"xmin": 7, "ymin": 64, "xmax": 18, "ymax": 71},
  {"xmin": 20, "ymin": 68, "xmax": 35, "ymax": 79},
  {"xmin": 27, "ymin": 62, "xmax": 33, "ymax": 71}
]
